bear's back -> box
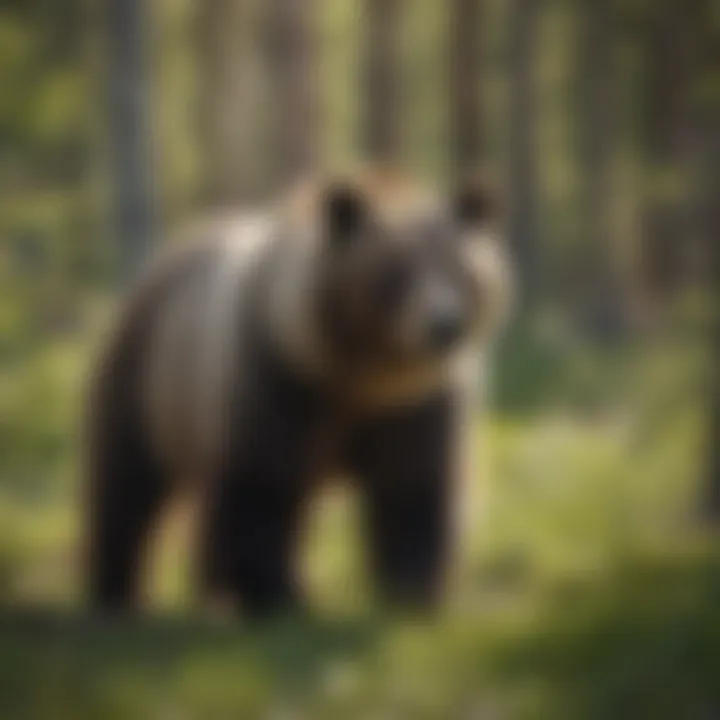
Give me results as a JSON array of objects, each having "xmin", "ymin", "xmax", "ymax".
[{"xmin": 116, "ymin": 212, "xmax": 277, "ymax": 480}]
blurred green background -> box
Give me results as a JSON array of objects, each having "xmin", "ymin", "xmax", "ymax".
[{"xmin": 0, "ymin": 0, "xmax": 718, "ymax": 717}]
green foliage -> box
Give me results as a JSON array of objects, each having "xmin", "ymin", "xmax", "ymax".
[
  {"xmin": 0, "ymin": 319, "xmax": 715, "ymax": 718},
  {"xmin": 0, "ymin": 0, "xmax": 717, "ymax": 716}
]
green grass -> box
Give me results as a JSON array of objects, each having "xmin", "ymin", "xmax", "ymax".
[{"xmin": 0, "ymin": 323, "xmax": 718, "ymax": 719}]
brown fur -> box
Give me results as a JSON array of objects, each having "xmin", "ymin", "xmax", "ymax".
[
  {"xmin": 277, "ymin": 165, "xmax": 439, "ymax": 236},
  {"xmin": 84, "ymin": 166, "xmax": 512, "ymax": 616}
]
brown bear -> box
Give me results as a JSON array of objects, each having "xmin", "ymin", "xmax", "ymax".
[{"xmin": 84, "ymin": 166, "xmax": 513, "ymax": 617}]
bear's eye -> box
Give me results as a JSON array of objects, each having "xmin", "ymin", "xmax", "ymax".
[
  {"xmin": 372, "ymin": 259, "xmax": 413, "ymax": 307},
  {"xmin": 452, "ymin": 178, "xmax": 500, "ymax": 228}
]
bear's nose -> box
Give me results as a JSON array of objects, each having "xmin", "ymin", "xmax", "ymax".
[{"xmin": 428, "ymin": 308, "xmax": 464, "ymax": 350}]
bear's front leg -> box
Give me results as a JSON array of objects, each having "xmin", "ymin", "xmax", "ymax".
[{"xmin": 351, "ymin": 393, "xmax": 457, "ymax": 611}]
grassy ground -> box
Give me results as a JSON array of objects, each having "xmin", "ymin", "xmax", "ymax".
[{"xmin": 0, "ymin": 320, "xmax": 718, "ymax": 719}]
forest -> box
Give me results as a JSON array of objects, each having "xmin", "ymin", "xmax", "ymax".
[{"xmin": 0, "ymin": 0, "xmax": 718, "ymax": 717}]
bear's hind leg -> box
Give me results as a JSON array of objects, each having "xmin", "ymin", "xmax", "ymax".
[
  {"xmin": 85, "ymin": 359, "xmax": 171, "ymax": 614},
  {"xmin": 86, "ymin": 423, "xmax": 168, "ymax": 612}
]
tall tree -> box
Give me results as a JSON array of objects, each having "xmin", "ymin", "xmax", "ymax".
[
  {"xmin": 360, "ymin": 0, "xmax": 403, "ymax": 162},
  {"xmin": 703, "ymin": 148, "xmax": 720, "ymax": 524},
  {"xmin": 195, "ymin": 0, "xmax": 254, "ymax": 207},
  {"xmin": 507, "ymin": 0, "xmax": 540, "ymax": 307},
  {"xmin": 265, "ymin": 0, "xmax": 318, "ymax": 187},
  {"xmin": 574, "ymin": 0, "xmax": 624, "ymax": 335},
  {"xmin": 106, "ymin": 0, "xmax": 154, "ymax": 283},
  {"xmin": 449, "ymin": 0, "xmax": 483, "ymax": 180},
  {"xmin": 640, "ymin": 0, "xmax": 695, "ymax": 304},
  {"xmin": 695, "ymin": 0, "xmax": 720, "ymax": 524},
  {"xmin": 705, "ymin": 170, "xmax": 720, "ymax": 522}
]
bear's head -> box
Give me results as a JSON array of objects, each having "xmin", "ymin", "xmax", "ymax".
[{"xmin": 268, "ymin": 166, "xmax": 513, "ymax": 407}]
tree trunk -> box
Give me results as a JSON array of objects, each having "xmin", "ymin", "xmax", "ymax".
[
  {"xmin": 696, "ymin": 0, "xmax": 720, "ymax": 524},
  {"xmin": 106, "ymin": 0, "xmax": 154, "ymax": 284},
  {"xmin": 699, "ymin": 113, "xmax": 720, "ymax": 523},
  {"xmin": 640, "ymin": 0, "xmax": 695, "ymax": 304},
  {"xmin": 507, "ymin": 0, "xmax": 540, "ymax": 307},
  {"xmin": 449, "ymin": 0, "xmax": 483, "ymax": 180},
  {"xmin": 360, "ymin": 0, "xmax": 403, "ymax": 163},
  {"xmin": 574, "ymin": 0, "xmax": 626, "ymax": 337},
  {"xmin": 265, "ymin": 0, "xmax": 318, "ymax": 188},
  {"xmin": 195, "ymin": 0, "xmax": 255, "ymax": 207},
  {"xmin": 706, "ymin": 249, "xmax": 720, "ymax": 523}
]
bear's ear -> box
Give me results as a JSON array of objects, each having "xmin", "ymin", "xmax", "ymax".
[
  {"xmin": 322, "ymin": 182, "xmax": 367, "ymax": 247},
  {"xmin": 452, "ymin": 175, "xmax": 500, "ymax": 228}
]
